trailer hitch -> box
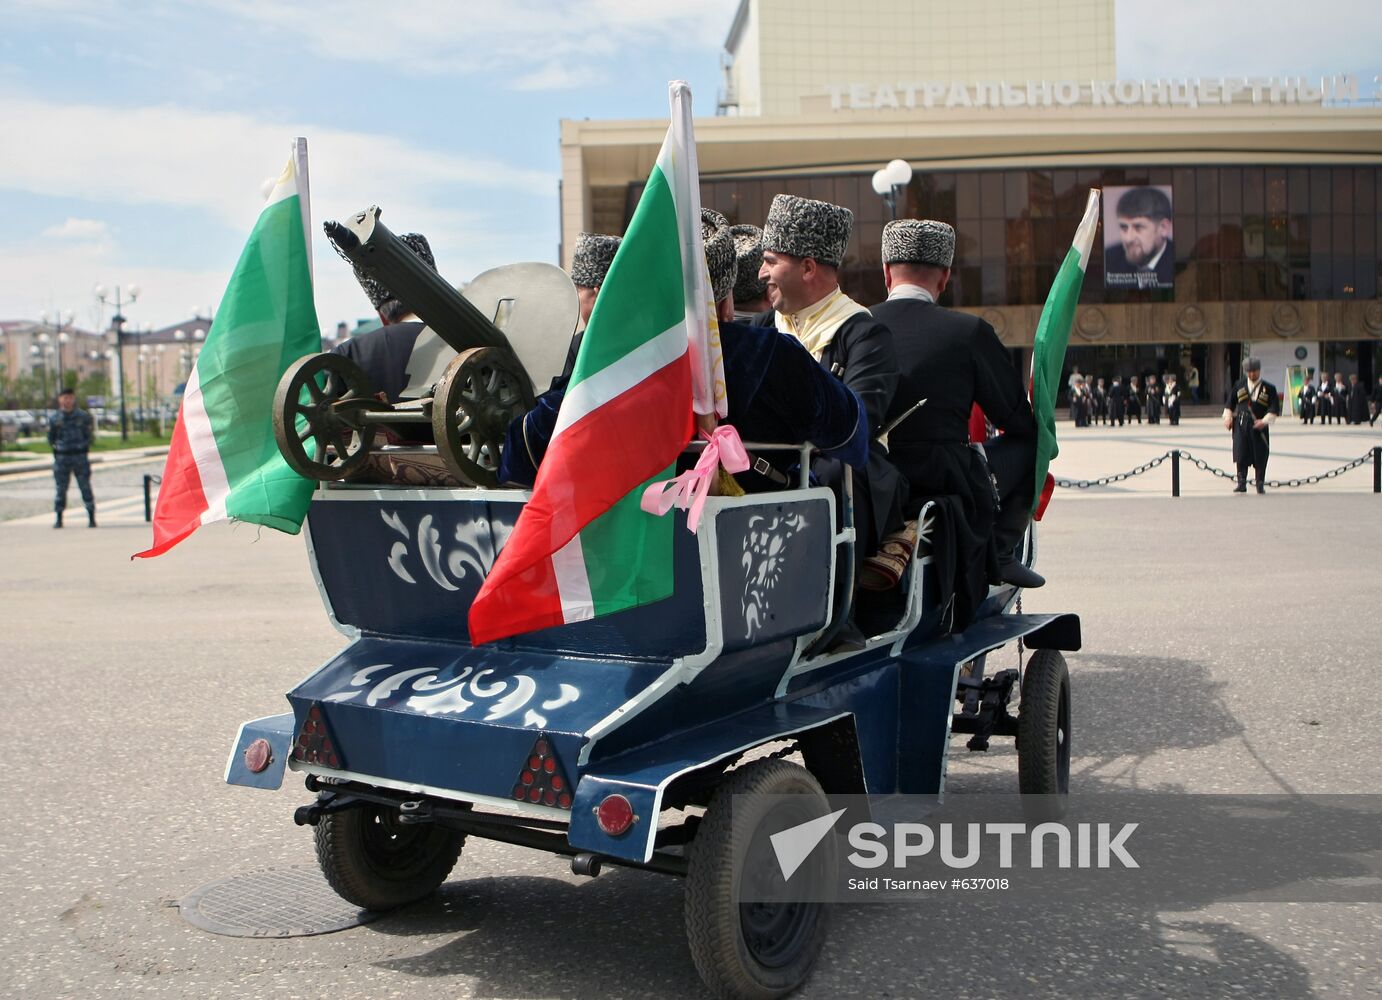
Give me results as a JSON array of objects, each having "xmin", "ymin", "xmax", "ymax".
[{"xmin": 292, "ymin": 790, "xmax": 364, "ymax": 826}]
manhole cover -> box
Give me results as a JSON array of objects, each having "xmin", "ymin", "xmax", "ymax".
[{"xmin": 179, "ymin": 865, "xmax": 381, "ymax": 937}]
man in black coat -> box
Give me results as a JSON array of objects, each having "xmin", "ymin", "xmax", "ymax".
[
  {"xmin": 1347, "ymin": 373, "xmax": 1369, "ymax": 424},
  {"xmin": 1107, "ymin": 376, "xmax": 1126, "ymax": 426},
  {"xmin": 1298, "ymin": 374, "xmax": 1316, "ymax": 424},
  {"xmin": 1370, "ymin": 375, "xmax": 1382, "ymax": 426},
  {"xmin": 1145, "ymin": 373, "xmax": 1162, "ymax": 424},
  {"xmin": 1126, "ymin": 375, "xmax": 1143, "ymax": 423},
  {"xmin": 1222, "ymin": 356, "xmax": 1281, "ymax": 493},
  {"xmin": 869, "ymin": 218, "xmax": 1041, "ymax": 594},
  {"xmin": 753, "ymin": 193, "xmax": 904, "ymax": 560}
]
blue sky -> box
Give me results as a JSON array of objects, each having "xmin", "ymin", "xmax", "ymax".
[{"xmin": 1, "ymin": 0, "xmax": 1377, "ymax": 333}]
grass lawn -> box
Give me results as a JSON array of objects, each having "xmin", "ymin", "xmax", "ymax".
[{"xmin": 2, "ymin": 431, "xmax": 170, "ymax": 455}]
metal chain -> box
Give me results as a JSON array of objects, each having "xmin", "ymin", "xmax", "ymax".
[
  {"xmin": 1178, "ymin": 450, "xmax": 1373, "ymax": 488},
  {"xmin": 1055, "ymin": 450, "xmax": 1376, "ymax": 490},
  {"xmin": 1054, "ymin": 451, "xmax": 1171, "ymax": 489}
]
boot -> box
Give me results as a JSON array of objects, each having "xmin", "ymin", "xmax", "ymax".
[
  {"xmin": 993, "ymin": 502, "xmax": 1045, "ymax": 588},
  {"xmin": 1255, "ymin": 480, "xmax": 1265, "ymax": 494},
  {"xmin": 1233, "ymin": 477, "xmax": 1247, "ymax": 493},
  {"xmin": 54, "ymin": 510, "xmax": 63, "ymax": 529},
  {"xmin": 87, "ymin": 505, "xmax": 97, "ymax": 528}
]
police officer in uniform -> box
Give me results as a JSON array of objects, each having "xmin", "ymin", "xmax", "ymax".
[
  {"xmin": 1223, "ymin": 357, "xmax": 1281, "ymax": 493},
  {"xmin": 870, "ymin": 218, "xmax": 1042, "ymax": 590},
  {"xmin": 48, "ymin": 387, "xmax": 96, "ymax": 528}
]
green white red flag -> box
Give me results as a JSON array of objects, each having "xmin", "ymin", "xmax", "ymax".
[
  {"xmin": 468, "ymin": 82, "xmax": 717, "ymax": 645},
  {"xmin": 135, "ymin": 138, "xmax": 320, "ymax": 558},
  {"xmin": 1030, "ymin": 189, "xmax": 1100, "ymax": 516}
]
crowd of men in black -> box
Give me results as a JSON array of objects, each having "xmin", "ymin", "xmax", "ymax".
[
  {"xmin": 1066, "ymin": 368, "xmax": 1187, "ymax": 427},
  {"xmin": 1296, "ymin": 372, "xmax": 1381, "ymax": 427}
]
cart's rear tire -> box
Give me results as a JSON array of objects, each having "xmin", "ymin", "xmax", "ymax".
[
  {"xmin": 685, "ymin": 760, "xmax": 836, "ymax": 1000},
  {"xmin": 314, "ymin": 804, "xmax": 464, "ymax": 911},
  {"xmin": 1017, "ymin": 648, "xmax": 1071, "ymax": 819}
]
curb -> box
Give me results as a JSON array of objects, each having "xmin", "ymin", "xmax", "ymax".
[{"xmin": 0, "ymin": 447, "xmax": 169, "ymax": 476}]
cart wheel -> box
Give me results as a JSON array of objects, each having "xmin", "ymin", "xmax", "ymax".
[
  {"xmin": 272, "ymin": 353, "xmax": 380, "ymax": 481},
  {"xmin": 1017, "ymin": 648, "xmax": 1071, "ymax": 819},
  {"xmin": 432, "ymin": 347, "xmax": 534, "ymax": 488},
  {"xmin": 314, "ymin": 803, "xmax": 464, "ymax": 911},
  {"xmin": 685, "ymin": 760, "xmax": 836, "ymax": 1000}
]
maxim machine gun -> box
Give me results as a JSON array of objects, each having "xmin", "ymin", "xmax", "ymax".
[{"xmin": 272, "ymin": 206, "xmax": 578, "ymax": 487}]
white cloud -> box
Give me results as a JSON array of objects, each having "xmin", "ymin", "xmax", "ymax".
[
  {"xmin": 0, "ymin": 91, "xmax": 561, "ymax": 329},
  {"xmin": 205, "ymin": 0, "xmax": 740, "ymax": 87},
  {"xmin": 512, "ymin": 63, "xmax": 603, "ymax": 93},
  {"xmin": 0, "ymin": 92, "xmax": 554, "ymax": 232},
  {"xmin": 42, "ymin": 217, "xmax": 110, "ymax": 241}
]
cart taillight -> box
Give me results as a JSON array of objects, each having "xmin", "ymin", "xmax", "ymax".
[{"xmin": 512, "ymin": 734, "xmax": 572, "ymax": 809}]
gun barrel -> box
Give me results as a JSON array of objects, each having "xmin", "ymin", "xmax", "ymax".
[{"xmin": 326, "ymin": 206, "xmax": 512, "ymax": 356}]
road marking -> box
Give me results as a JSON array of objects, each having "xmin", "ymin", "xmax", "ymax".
[{"xmin": 4, "ymin": 491, "xmax": 155, "ymax": 527}]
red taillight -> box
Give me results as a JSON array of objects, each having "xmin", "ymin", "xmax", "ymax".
[
  {"xmin": 291, "ymin": 704, "xmax": 341, "ymax": 769},
  {"xmin": 595, "ymin": 794, "xmax": 635, "ymax": 836},
  {"xmin": 511, "ymin": 734, "xmax": 572, "ymax": 809},
  {"xmin": 244, "ymin": 738, "xmax": 273, "ymax": 773}
]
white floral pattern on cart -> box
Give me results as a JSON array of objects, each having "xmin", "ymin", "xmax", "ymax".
[
  {"xmin": 322, "ymin": 661, "xmax": 580, "ymax": 729},
  {"xmin": 741, "ymin": 510, "xmax": 807, "ymax": 640}
]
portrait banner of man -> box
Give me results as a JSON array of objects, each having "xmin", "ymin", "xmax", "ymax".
[{"xmin": 1103, "ymin": 184, "xmax": 1175, "ymax": 291}]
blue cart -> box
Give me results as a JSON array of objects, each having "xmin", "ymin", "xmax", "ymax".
[{"xmin": 227, "ymin": 461, "xmax": 1078, "ymax": 998}]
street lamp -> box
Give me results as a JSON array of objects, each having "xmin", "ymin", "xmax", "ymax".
[
  {"xmin": 94, "ymin": 283, "xmax": 141, "ymax": 440},
  {"xmin": 871, "ymin": 158, "xmax": 914, "ymax": 220},
  {"xmin": 39, "ymin": 309, "xmax": 74, "ymax": 388},
  {"xmin": 30, "ymin": 341, "xmax": 54, "ymax": 403}
]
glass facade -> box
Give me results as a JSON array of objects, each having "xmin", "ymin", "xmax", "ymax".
[{"xmin": 682, "ymin": 165, "xmax": 1381, "ymax": 311}]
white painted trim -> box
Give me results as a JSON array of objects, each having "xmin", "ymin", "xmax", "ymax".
[
  {"xmin": 638, "ymin": 710, "xmax": 855, "ymax": 863},
  {"xmin": 303, "ymin": 512, "xmax": 358, "ymax": 640},
  {"xmin": 286, "ymin": 761, "xmax": 572, "ymax": 823}
]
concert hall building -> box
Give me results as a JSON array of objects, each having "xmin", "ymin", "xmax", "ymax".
[{"xmin": 560, "ymin": 0, "xmax": 1382, "ymax": 406}]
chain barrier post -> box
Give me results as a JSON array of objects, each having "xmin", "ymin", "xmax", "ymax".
[
  {"xmin": 144, "ymin": 474, "xmax": 154, "ymax": 522},
  {"xmin": 1374, "ymin": 447, "xmax": 1380, "ymax": 494},
  {"xmin": 1171, "ymin": 449, "xmax": 1180, "ymax": 497}
]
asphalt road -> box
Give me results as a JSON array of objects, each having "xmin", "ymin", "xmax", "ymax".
[{"xmin": 2, "ymin": 490, "xmax": 1380, "ymax": 999}]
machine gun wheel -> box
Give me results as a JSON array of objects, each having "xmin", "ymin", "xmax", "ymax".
[
  {"xmin": 272, "ymin": 353, "xmax": 381, "ymax": 481},
  {"xmin": 432, "ymin": 347, "xmax": 534, "ymax": 488}
]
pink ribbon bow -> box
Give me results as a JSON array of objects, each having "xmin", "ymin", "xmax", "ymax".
[{"xmin": 640, "ymin": 424, "xmax": 749, "ymax": 533}]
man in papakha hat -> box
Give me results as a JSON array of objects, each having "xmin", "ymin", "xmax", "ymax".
[
  {"xmin": 753, "ymin": 193, "xmax": 905, "ymax": 564},
  {"xmin": 729, "ymin": 224, "xmax": 771, "ymax": 319},
  {"xmin": 867, "ymin": 219, "xmax": 1043, "ymax": 618},
  {"xmin": 328, "ymin": 229, "xmax": 437, "ymax": 404},
  {"xmin": 1223, "ymin": 356, "xmax": 1280, "ymax": 493},
  {"xmin": 503, "ymin": 208, "xmax": 868, "ymax": 496},
  {"xmin": 560, "ymin": 232, "xmax": 621, "ymax": 380}
]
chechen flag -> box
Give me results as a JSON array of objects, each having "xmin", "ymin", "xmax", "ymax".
[
  {"xmin": 468, "ymin": 81, "xmax": 723, "ymax": 645},
  {"xmin": 135, "ymin": 138, "xmax": 321, "ymax": 558},
  {"xmin": 1030, "ymin": 188, "xmax": 1100, "ymax": 518}
]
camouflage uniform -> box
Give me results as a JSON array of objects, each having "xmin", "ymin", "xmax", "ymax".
[{"xmin": 48, "ymin": 406, "xmax": 95, "ymax": 524}]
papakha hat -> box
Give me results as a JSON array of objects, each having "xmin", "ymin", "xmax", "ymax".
[
  {"xmin": 570, "ymin": 232, "xmax": 621, "ymax": 288},
  {"xmin": 729, "ymin": 223, "xmax": 767, "ymax": 303},
  {"xmin": 881, "ymin": 219, "xmax": 956, "ymax": 268},
  {"xmin": 761, "ymin": 194, "xmax": 853, "ymax": 268},
  {"xmin": 701, "ymin": 209, "xmax": 737, "ymax": 304}
]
